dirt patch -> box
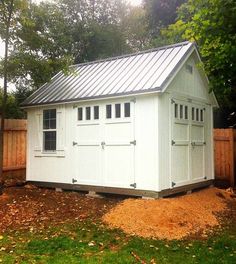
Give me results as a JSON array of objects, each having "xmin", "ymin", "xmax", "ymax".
[
  {"xmin": 103, "ymin": 187, "xmax": 236, "ymax": 240},
  {"xmin": 0, "ymin": 186, "xmax": 119, "ymax": 233}
]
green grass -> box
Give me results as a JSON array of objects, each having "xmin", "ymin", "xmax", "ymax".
[{"xmin": 0, "ymin": 221, "xmax": 236, "ymax": 264}]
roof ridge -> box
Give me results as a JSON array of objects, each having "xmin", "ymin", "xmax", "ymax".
[{"xmin": 70, "ymin": 41, "xmax": 193, "ymax": 68}]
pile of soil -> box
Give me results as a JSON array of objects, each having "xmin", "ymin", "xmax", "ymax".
[
  {"xmin": 103, "ymin": 187, "xmax": 235, "ymax": 240},
  {"xmin": 0, "ymin": 186, "xmax": 118, "ymax": 232}
]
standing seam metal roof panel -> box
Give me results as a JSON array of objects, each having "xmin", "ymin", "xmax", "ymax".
[{"xmin": 22, "ymin": 41, "xmax": 194, "ymax": 106}]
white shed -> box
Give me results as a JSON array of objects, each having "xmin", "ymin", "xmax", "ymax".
[{"xmin": 22, "ymin": 41, "xmax": 218, "ymax": 197}]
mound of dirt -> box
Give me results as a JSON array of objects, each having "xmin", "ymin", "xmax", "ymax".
[{"xmin": 103, "ymin": 187, "xmax": 235, "ymax": 240}]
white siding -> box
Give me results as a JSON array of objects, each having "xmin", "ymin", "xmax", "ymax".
[
  {"xmin": 26, "ymin": 94, "xmax": 159, "ymax": 191},
  {"xmin": 157, "ymin": 53, "xmax": 214, "ymax": 191}
]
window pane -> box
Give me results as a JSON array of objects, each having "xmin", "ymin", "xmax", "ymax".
[
  {"xmin": 192, "ymin": 107, "xmax": 195, "ymax": 120},
  {"xmin": 124, "ymin": 103, "xmax": 130, "ymax": 117},
  {"xmin": 200, "ymin": 109, "xmax": 204, "ymax": 122},
  {"xmin": 50, "ymin": 119, "xmax": 56, "ymax": 129},
  {"xmin": 196, "ymin": 108, "xmax": 199, "ymax": 121},
  {"xmin": 174, "ymin": 104, "xmax": 178, "ymax": 118},
  {"xmin": 115, "ymin": 104, "xmax": 121, "ymax": 118},
  {"xmin": 106, "ymin": 104, "xmax": 112, "ymax": 119},
  {"xmin": 180, "ymin": 105, "xmax": 183, "ymax": 119},
  {"xmin": 86, "ymin": 107, "xmax": 91, "ymax": 120},
  {"xmin": 94, "ymin": 106, "xmax": 99, "ymax": 120},
  {"xmin": 43, "ymin": 109, "xmax": 56, "ymax": 129},
  {"xmin": 50, "ymin": 109, "xmax": 56, "ymax": 119},
  {"xmin": 44, "ymin": 131, "xmax": 56, "ymax": 151},
  {"xmin": 185, "ymin": 105, "xmax": 188, "ymax": 119},
  {"xmin": 43, "ymin": 110, "xmax": 50, "ymax": 120},
  {"xmin": 43, "ymin": 119, "xmax": 50, "ymax": 129},
  {"xmin": 78, "ymin": 107, "xmax": 83, "ymax": 121}
]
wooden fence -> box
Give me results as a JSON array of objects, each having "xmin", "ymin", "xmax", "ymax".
[
  {"xmin": 214, "ymin": 128, "xmax": 236, "ymax": 187},
  {"xmin": 2, "ymin": 119, "xmax": 27, "ymax": 172}
]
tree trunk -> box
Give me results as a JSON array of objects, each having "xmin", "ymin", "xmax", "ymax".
[{"xmin": 0, "ymin": 0, "xmax": 14, "ymax": 193}]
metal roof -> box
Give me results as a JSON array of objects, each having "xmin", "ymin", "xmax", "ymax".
[{"xmin": 22, "ymin": 41, "xmax": 195, "ymax": 107}]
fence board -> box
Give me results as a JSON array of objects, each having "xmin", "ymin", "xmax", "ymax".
[
  {"xmin": 214, "ymin": 128, "xmax": 235, "ymax": 187},
  {"xmin": 1, "ymin": 119, "xmax": 27, "ymax": 172}
]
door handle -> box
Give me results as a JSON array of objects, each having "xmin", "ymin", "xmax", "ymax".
[{"xmin": 101, "ymin": 141, "xmax": 105, "ymax": 149}]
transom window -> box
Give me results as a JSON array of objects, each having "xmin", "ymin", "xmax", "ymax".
[
  {"xmin": 174, "ymin": 103, "xmax": 188, "ymax": 120},
  {"xmin": 77, "ymin": 103, "xmax": 131, "ymax": 121},
  {"xmin": 78, "ymin": 105, "xmax": 100, "ymax": 121},
  {"xmin": 106, "ymin": 102, "xmax": 131, "ymax": 119},
  {"xmin": 43, "ymin": 109, "xmax": 56, "ymax": 151},
  {"xmin": 192, "ymin": 107, "xmax": 204, "ymax": 122}
]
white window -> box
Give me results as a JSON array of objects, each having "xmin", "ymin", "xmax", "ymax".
[
  {"xmin": 115, "ymin": 104, "xmax": 121, "ymax": 118},
  {"xmin": 94, "ymin": 106, "xmax": 99, "ymax": 120},
  {"xmin": 43, "ymin": 109, "xmax": 56, "ymax": 151},
  {"xmin": 106, "ymin": 104, "xmax": 112, "ymax": 119},
  {"xmin": 179, "ymin": 104, "xmax": 183, "ymax": 119},
  {"xmin": 78, "ymin": 107, "xmax": 83, "ymax": 121},
  {"xmin": 124, "ymin": 103, "xmax": 130, "ymax": 117},
  {"xmin": 200, "ymin": 109, "xmax": 204, "ymax": 122},
  {"xmin": 196, "ymin": 108, "xmax": 199, "ymax": 121},
  {"xmin": 184, "ymin": 105, "xmax": 188, "ymax": 119},
  {"xmin": 86, "ymin": 107, "xmax": 91, "ymax": 120},
  {"xmin": 174, "ymin": 103, "xmax": 178, "ymax": 118},
  {"xmin": 192, "ymin": 107, "xmax": 195, "ymax": 121}
]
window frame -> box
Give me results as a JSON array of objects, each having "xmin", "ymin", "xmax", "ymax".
[{"xmin": 42, "ymin": 109, "xmax": 57, "ymax": 152}]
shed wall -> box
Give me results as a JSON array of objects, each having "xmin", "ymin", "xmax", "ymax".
[
  {"xmin": 157, "ymin": 54, "xmax": 214, "ymax": 191},
  {"xmin": 26, "ymin": 94, "xmax": 159, "ymax": 191}
]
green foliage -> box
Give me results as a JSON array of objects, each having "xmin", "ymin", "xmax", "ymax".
[
  {"xmin": 162, "ymin": 0, "xmax": 236, "ymax": 109},
  {"xmin": 144, "ymin": 0, "xmax": 186, "ymax": 36},
  {"xmin": 0, "ymin": 85, "xmax": 32, "ymax": 118}
]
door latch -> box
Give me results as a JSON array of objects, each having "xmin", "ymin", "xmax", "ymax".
[
  {"xmin": 72, "ymin": 178, "xmax": 77, "ymax": 184},
  {"xmin": 101, "ymin": 141, "xmax": 105, "ymax": 149},
  {"xmin": 73, "ymin": 141, "xmax": 78, "ymax": 146},
  {"xmin": 130, "ymin": 183, "xmax": 136, "ymax": 188}
]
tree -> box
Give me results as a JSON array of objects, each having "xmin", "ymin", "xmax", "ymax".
[
  {"xmin": 123, "ymin": 6, "xmax": 151, "ymax": 51},
  {"xmin": 162, "ymin": 0, "xmax": 236, "ymax": 113},
  {"xmin": 2, "ymin": 1, "xmax": 73, "ymax": 89},
  {"xmin": 0, "ymin": 0, "xmax": 29, "ymax": 188},
  {"xmin": 144, "ymin": 0, "xmax": 186, "ymax": 36}
]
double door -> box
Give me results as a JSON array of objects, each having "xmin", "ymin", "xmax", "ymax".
[
  {"xmin": 171, "ymin": 98, "xmax": 206, "ymax": 187},
  {"xmin": 73, "ymin": 100, "xmax": 136, "ymax": 188}
]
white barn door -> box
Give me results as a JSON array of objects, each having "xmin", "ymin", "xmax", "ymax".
[
  {"xmin": 171, "ymin": 99, "xmax": 206, "ymax": 187},
  {"xmin": 75, "ymin": 107, "xmax": 102, "ymax": 185},
  {"xmin": 74, "ymin": 101, "xmax": 135, "ymax": 188},
  {"xmin": 190, "ymin": 103, "xmax": 206, "ymax": 181},
  {"xmin": 103, "ymin": 103, "xmax": 135, "ymax": 188}
]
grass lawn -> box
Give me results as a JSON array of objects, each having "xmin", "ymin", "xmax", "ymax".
[{"xmin": 0, "ymin": 219, "xmax": 236, "ymax": 264}]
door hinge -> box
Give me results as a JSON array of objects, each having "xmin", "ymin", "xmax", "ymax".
[
  {"xmin": 171, "ymin": 140, "xmax": 175, "ymax": 145},
  {"xmin": 130, "ymin": 140, "xmax": 136, "ymax": 145},
  {"xmin": 171, "ymin": 181, "xmax": 176, "ymax": 187},
  {"xmin": 204, "ymin": 176, "xmax": 207, "ymax": 180},
  {"xmin": 72, "ymin": 178, "xmax": 77, "ymax": 184},
  {"xmin": 73, "ymin": 141, "xmax": 78, "ymax": 146},
  {"xmin": 73, "ymin": 104, "xmax": 77, "ymax": 109},
  {"xmin": 130, "ymin": 98, "xmax": 136, "ymax": 103},
  {"xmin": 171, "ymin": 99, "xmax": 175, "ymax": 104},
  {"xmin": 130, "ymin": 183, "xmax": 136, "ymax": 188}
]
